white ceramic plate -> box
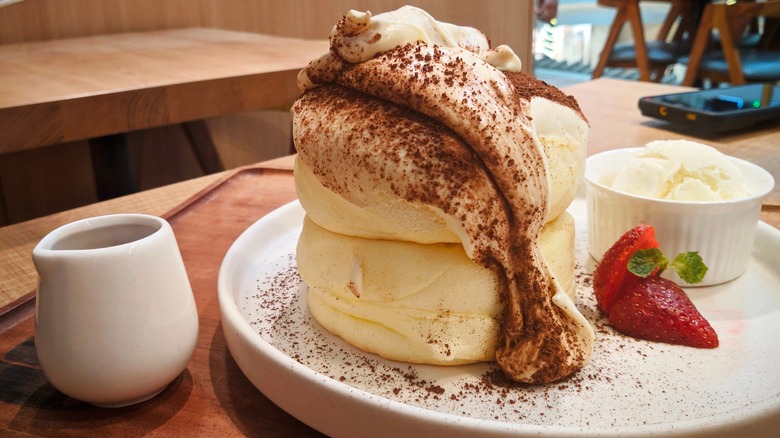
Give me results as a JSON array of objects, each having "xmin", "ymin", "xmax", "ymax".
[{"xmin": 218, "ymin": 197, "xmax": 780, "ymax": 438}]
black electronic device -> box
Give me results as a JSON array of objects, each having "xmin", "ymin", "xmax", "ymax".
[{"xmin": 638, "ymin": 84, "xmax": 780, "ymax": 134}]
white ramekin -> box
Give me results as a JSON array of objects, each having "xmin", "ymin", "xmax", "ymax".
[{"xmin": 585, "ymin": 148, "xmax": 775, "ymax": 286}]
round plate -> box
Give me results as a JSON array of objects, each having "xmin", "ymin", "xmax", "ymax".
[{"xmin": 218, "ymin": 198, "xmax": 780, "ymax": 437}]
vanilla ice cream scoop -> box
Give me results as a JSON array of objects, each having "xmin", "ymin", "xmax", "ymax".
[{"xmin": 611, "ymin": 140, "xmax": 751, "ymax": 201}]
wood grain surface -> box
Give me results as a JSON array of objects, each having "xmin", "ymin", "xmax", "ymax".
[
  {"xmin": 0, "ymin": 0, "xmax": 535, "ymax": 73},
  {"xmin": 0, "ymin": 28, "xmax": 328, "ymax": 153}
]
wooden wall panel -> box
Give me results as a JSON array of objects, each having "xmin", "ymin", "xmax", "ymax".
[{"xmin": 0, "ymin": 0, "xmax": 536, "ymax": 72}]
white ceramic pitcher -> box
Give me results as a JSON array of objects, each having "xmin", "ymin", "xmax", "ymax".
[{"xmin": 32, "ymin": 214, "xmax": 199, "ymax": 407}]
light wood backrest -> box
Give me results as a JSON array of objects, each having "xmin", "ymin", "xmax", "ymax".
[{"xmin": 0, "ymin": 0, "xmax": 536, "ymax": 73}]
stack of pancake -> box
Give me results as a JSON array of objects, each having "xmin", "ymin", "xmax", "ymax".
[{"xmin": 292, "ymin": 6, "xmax": 594, "ymax": 384}]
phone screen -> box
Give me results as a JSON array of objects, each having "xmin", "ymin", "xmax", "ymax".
[{"xmin": 653, "ymin": 84, "xmax": 780, "ymax": 112}]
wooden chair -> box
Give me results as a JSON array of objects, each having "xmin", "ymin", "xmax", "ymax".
[
  {"xmin": 593, "ymin": 0, "xmax": 697, "ymax": 82},
  {"xmin": 682, "ymin": 0, "xmax": 780, "ymax": 86}
]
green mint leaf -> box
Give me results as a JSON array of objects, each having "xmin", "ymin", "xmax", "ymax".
[
  {"xmin": 671, "ymin": 251, "xmax": 708, "ymax": 284},
  {"xmin": 628, "ymin": 248, "xmax": 669, "ymax": 277}
]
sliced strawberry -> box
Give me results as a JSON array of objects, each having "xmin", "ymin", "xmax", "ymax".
[
  {"xmin": 609, "ymin": 275, "xmax": 719, "ymax": 349},
  {"xmin": 593, "ymin": 225, "xmax": 659, "ymax": 314}
]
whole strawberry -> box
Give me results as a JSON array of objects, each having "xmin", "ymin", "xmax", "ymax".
[
  {"xmin": 593, "ymin": 224, "xmax": 717, "ymax": 349},
  {"xmin": 609, "ymin": 275, "xmax": 719, "ymax": 348}
]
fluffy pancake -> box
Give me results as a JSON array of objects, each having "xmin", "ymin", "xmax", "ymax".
[{"xmin": 298, "ymin": 212, "xmax": 576, "ymax": 365}]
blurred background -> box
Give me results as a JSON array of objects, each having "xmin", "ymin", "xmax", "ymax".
[{"xmin": 534, "ymin": 0, "xmax": 676, "ymax": 86}]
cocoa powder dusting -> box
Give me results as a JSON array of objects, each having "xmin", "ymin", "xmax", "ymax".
[
  {"xmin": 504, "ymin": 71, "xmax": 587, "ymax": 122},
  {"xmin": 240, "ymin": 229, "xmax": 729, "ymax": 429}
]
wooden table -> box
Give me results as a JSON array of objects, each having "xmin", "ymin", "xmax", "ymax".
[
  {"xmin": 0, "ymin": 28, "xmax": 327, "ymax": 154},
  {"xmin": 0, "ymin": 27, "xmax": 327, "ymax": 198},
  {"xmin": 1, "ymin": 78, "xmax": 778, "ymax": 436}
]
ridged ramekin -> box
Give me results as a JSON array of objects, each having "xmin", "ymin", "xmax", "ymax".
[{"xmin": 585, "ymin": 148, "xmax": 775, "ymax": 286}]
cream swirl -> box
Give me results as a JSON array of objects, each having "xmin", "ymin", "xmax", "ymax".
[
  {"xmin": 329, "ymin": 6, "xmax": 490, "ymax": 63},
  {"xmin": 298, "ymin": 6, "xmax": 522, "ymax": 91}
]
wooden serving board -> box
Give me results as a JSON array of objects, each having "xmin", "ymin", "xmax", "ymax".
[{"xmin": 0, "ymin": 166, "xmax": 325, "ymax": 437}]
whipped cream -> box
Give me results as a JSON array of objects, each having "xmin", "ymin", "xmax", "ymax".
[
  {"xmin": 298, "ymin": 6, "xmax": 522, "ymax": 90},
  {"xmin": 330, "ymin": 7, "xmax": 490, "ymax": 63}
]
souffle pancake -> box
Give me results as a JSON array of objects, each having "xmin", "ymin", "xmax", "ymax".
[{"xmin": 293, "ymin": 6, "xmax": 594, "ymax": 384}]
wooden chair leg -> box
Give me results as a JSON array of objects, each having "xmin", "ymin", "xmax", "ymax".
[
  {"xmin": 182, "ymin": 120, "xmax": 225, "ymax": 175},
  {"xmin": 592, "ymin": 0, "xmax": 655, "ymax": 81},
  {"xmin": 625, "ymin": 1, "xmax": 651, "ymax": 81},
  {"xmin": 682, "ymin": 4, "xmax": 714, "ymax": 86},
  {"xmin": 713, "ymin": 5, "xmax": 747, "ymax": 85},
  {"xmin": 593, "ymin": 4, "xmax": 629, "ymax": 79},
  {"xmin": 656, "ymin": 0, "xmax": 682, "ymax": 41},
  {"xmin": 682, "ymin": 2, "xmax": 750, "ymax": 86}
]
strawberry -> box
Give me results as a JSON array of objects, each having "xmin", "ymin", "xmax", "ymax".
[
  {"xmin": 593, "ymin": 224, "xmax": 715, "ymax": 348},
  {"xmin": 608, "ymin": 275, "xmax": 719, "ymax": 348},
  {"xmin": 593, "ymin": 225, "xmax": 659, "ymax": 314}
]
